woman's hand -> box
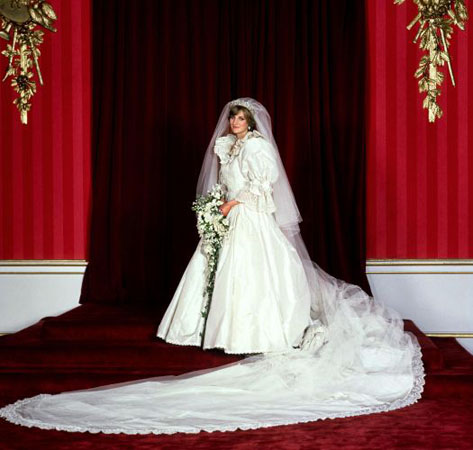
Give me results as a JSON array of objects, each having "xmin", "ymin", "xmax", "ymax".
[{"xmin": 219, "ymin": 200, "xmax": 240, "ymax": 217}]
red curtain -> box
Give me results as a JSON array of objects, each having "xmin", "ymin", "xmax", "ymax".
[{"xmin": 80, "ymin": 0, "xmax": 369, "ymax": 309}]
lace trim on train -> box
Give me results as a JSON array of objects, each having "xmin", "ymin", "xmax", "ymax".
[{"xmin": 0, "ymin": 345, "xmax": 425, "ymax": 435}]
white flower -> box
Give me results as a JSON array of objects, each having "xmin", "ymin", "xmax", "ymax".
[
  {"xmin": 212, "ymin": 216, "xmax": 226, "ymax": 235},
  {"xmin": 191, "ymin": 183, "xmax": 233, "ymax": 337}
]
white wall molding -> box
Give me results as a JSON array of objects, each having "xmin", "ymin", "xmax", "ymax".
[
  {"xmin": 367, "ymin": 259, "xmax": 473, "ymax": 354},
  {"xmin": 0, "ymin": 260, "xmax": 85, "ymax": 333},
  {"xmin": 367, "ymin": 259, "xmax": 473, "ymax": 266}
]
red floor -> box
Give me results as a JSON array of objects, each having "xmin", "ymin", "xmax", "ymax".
[{"xmin": 1, "ymin": 304, "xmax": 472, "ymax": 449}]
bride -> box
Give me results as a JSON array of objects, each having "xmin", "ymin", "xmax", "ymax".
[
  {"xmin": 157, "ymin": 99, "xmax": 313, "ymax": 354},
  {"xmin": 0, "ymin": 98, "xmax": 424, "ymax": 435}
]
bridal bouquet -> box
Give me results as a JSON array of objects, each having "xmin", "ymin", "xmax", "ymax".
[{"xmin": 191, "ymin": 184, "xmax": 230, "ymax": 343}]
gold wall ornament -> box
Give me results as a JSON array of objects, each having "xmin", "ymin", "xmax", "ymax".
[
  {"xmin": 394, "ymin": 0, "xmax": 468, "ymax": 122},
  {"xmin": 0, "ymin": 0, "xmax": 57, "ymax": 124}
]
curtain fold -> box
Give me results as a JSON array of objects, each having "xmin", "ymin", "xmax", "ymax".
[{"xmin": 80, "ymin": 0, "xmax": 369, "ymax": 309}]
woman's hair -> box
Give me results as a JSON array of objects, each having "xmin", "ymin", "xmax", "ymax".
[{"xmin": 228, "ymin": 105, "xmax": 257, "ymax": 130}]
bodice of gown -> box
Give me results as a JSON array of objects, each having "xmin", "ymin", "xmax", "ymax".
[{"xmin": 214, "ymin": 131, "xmax": 279, "ymax": 214}]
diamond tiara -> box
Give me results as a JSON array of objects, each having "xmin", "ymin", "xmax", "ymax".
[{"xmin": 228, "ymin": 99, "xmax": 255, "ymax": 114}]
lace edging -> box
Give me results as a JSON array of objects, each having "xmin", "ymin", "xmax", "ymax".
[
  {"xmin": 156, "ymin": 333, "xmax": 277, "ymax": 355},
  {"xmin": 0, "ymin": 345, "xmax": 425, "ymax": 435},
  {"xmin": 234, "ymin": 189, "xmax": 276, "ymax": 214},
  {"xmin": 215, "ymin": 131, "xmax": 263, "ymax": 165}
]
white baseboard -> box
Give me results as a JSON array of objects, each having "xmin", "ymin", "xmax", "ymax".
[
  {"xmin": 0, "ymin": 260, "xmax": 85, "ymax": 333},
  {"xmin": 367, "ymin": 259, "xmax": 473, "ymax": 354}
]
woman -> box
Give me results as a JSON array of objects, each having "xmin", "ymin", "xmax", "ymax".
[{"xmin": 0, "ymin": 98, "xmax": 424, "ymax": 435}]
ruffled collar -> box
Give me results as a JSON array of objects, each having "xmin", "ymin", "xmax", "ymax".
[{"xmin": 214, "ymin": 130, "xmax": 263, "ymax": 165}]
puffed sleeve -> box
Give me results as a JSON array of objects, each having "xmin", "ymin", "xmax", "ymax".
[{"xmin": 234, "ymin": 137, "xmax": 279, "ymax": 213}]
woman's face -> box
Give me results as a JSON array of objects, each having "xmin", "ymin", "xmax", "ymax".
[{"xmin": 229, "ymin": 110, "xmax": 248, "ymax": 136}]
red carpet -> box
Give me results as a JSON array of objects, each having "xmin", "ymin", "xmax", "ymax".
[{"xmin": 1, "ymin": 304, "xmax": 472, "ymax": 449}]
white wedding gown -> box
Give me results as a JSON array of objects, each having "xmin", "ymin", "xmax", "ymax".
[
  {"xmin": 0, "ymin": 131, "xmax": 425, "ymax": 435},
  {"xmin": 158, "ymin": 131, "xmax": 312, "ymax": 354}
]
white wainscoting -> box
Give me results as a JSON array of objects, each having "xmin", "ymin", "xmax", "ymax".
[
  {"xmin": 1, "ymin": 260, "xmax": 472, "ymax": 355},
  {"xmin": 0, "ymin": 261, "xmax": 85, "ymax": 334},
  {"xmin": 367, "ymin": 259, "xmax": 473, "ymax": 354}
]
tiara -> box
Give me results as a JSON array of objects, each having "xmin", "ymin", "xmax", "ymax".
[{"xmin": 228, "ymin": 99, "xmax": 255, "ymax": 114}]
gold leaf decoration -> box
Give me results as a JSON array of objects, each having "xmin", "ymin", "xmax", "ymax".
[
  {"xmin": 0, "ymin": 0, "xmax": 57, "ymax": 125},
  {"xmin": 395, "ymin": 0, "xmax": 468, "ymax": 122}
]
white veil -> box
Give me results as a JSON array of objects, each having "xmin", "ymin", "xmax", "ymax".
[{"xmin": 0, "ymin": 98, "xmax": 425, "ymax": 436}]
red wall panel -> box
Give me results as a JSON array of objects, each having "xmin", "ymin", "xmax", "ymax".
[
  {"xmin": 367, "ymin": 0, "xmax": 472, "ymax": 259},
  {"xmin": 0, "ymin": 0, "xmax": 91, "ymax": 260}
]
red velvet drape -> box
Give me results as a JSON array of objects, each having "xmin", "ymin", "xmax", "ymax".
[{"xmin": 80, "ymin": 0, "xmax": 369, "ymax": 309}]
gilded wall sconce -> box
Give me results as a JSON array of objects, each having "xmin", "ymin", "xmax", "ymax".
[
  {"xmin": 0, "ymin": 0, "xmax": 57, "ymax": 124},
  {"xmin": 395, "ymin": 0, "xmax": 468, "ymax": 122}
]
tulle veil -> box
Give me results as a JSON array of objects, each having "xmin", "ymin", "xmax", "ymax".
[{"xmin": 0, "ymin": 98, "xmax": 425, "ymax": 435}]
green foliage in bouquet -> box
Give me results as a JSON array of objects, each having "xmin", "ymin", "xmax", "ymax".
[{"xmin": 191, "ymin": 184, "xmax": 231, "ymax": 346}]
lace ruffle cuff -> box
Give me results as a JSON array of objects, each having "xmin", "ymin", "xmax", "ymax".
[{"xmin": 235, "ymin": 182, "xmax": 276, "ymax": 214}]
